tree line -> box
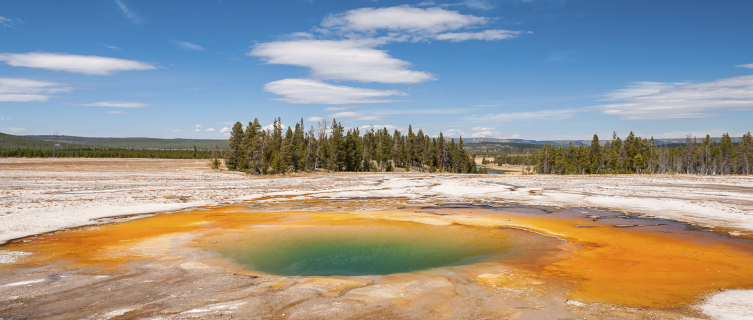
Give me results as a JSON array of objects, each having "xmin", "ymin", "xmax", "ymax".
[
  {"xmin": 492, "ymin": 132, "xmax": 753, "ymax": 175},
  {"xmin": 223, "ymin": 118, "xmax": 480, "ymax": 174},
  {"xmin": 0, "ymin": 146, "xmax": 221, "ymax": 159}
]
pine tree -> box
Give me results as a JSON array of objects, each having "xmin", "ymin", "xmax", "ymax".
[
  {"xmin": 589, "ymin": 134, "xmax": 600, "ymax": 174},
  {"xmin": 741, "ymin": 132, "xmax": 752, "ymax": 175},
  {"xmin": 227, "ymin": 122, "xmax": 244, "ymax": 170}
]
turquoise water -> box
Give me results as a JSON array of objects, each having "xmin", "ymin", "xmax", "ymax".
[{"xmin": 215, "ymin": 223, "xmax": 518, "ymax": 276}]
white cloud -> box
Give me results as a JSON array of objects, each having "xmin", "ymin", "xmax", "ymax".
[
  {"xmin": 223, "ymin": 133, "xmax": 230, "ymax": 136},
  {"xmin": 736, "ymin": 63, "xmax": 753, "ymax": 69},
  {"xmin": 264, "ymin": 78, "xmax": 407, "ymax": 104},
  {"xmin": 0, "ymin": 77, "xmax": 71, "ymax": 102},
  {"xmin": 471, "ymin": 109, "xmax": 578, "ymax": 122},
  {"xmin": 470, "ymin": 130, "xmax": 501, "ymax": 138},
  {"xmin": 105, "ymin": 111, "xmax": 126, "ymax": 114},
  {"xmin": 472, "ymin": 126, "xmax": 494, "ymax": 131},
  {"xmin": 172, "ymin": 40, "xmax": 204, "ymax": 51},
  {"xmin": 115, "ymin": 0, "xmax": 141, "ymax": 23},
  {"xmin": 0, "ymin": 52, "xmax": 156, "ymax": 75},
  {"xmin": 195, "ymin": 129, "xmax": 201, "ymax": 132},
  {"xmin": 434, "ymin": 30, "xmax": 523, "ymax": 41},
  {"xmin": 250, "ymin": 5, "xmax": 525, "ymax": 105},
  {"xmin": 0, "ymin": 116, "xmax": 10, "ymax": 120},
  {"xmin": 359, "ymin": 124, "xmax": 399, "ymax": 131},
  {"xmin": 262, "ymin": 123, "xmax": 287, "ymax": 131},
  {"xmin": 321, "ymin": 5, "xmax": 488, "ymax": 36},
  {"xmin": 249, "ymin": 5, "xmax": 523, "ymax": 86},
  {"xmin": 251, "ymin": 40, "xmax": 434, "ymax": 84},
  {"xmin": 443, "ymin": 129, "xmax": 466, "ymax": 137},
  {"xmin": 219, "ymin": 127, "xmax": 230, "ymax": 133},
  {"xmin": 173, "ymin": 129, "xmax": 183, "ymax": 133},
  {"xmin": 329, "ymin": 111, "xmax": 383, "ymax": 121},
  {"xmin": 205, "ymin": 128, "xmax": 215, "ymax": 132},
  {"xmin": 511, "ymin": 134, "xmax": 521, "ymax": 139},
  {"xmin": 596, "ymin": 75, "xmax": 753, "ymax": 120},
  {"xmin": 195, "ymin": 124, "xmax": 202, "ymax": 128},
  {"xmin": 306, "ymin": 116, "xmax": 325, "ymax": 122},
  {"xmin": 67, "ymin": 101, "xmax": 149, "ymax": 108}
]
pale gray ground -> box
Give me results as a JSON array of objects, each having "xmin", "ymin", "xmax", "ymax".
[
  {"xmin": 2, "ymin": 158, "xmax": 752, "ymax": 245},
  {"xmin": 2, "ymin": 158, "xmax": 753, "ymax": 319}
]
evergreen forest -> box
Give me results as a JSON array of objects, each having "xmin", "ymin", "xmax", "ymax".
[
  {"xmin": 2, "ymin": 122, "xmax": 752, "ymax": 176},
  {"xmin": 492, "ymin": 132, "xmax": 753, "ymax": 175},
  {"xmin": 223, "ymin": 118, "xmax": 479, "ymax": 174}
]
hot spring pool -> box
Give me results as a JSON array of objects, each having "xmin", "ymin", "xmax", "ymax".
[{"xmin": 211, "ymin": 220, "xmax": 552, "ymax": 276}]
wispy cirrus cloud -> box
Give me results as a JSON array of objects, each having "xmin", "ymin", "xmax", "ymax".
[
  {"xmin": 0, "ymin": 16, "xmax": 21, "ymax": 28},
  {"xmin": 595, "ymin": 74, "xmax": 753, "ymax": 120},
  {"xmin": 737, "ymin": 63, "xmax": 753, "ymax": 69},
  {"xmin": 264, "ymin": 78, "xmax": 407, "ymax": 104},
  {"xmin": 172, "ymin": 40, "xmax": 204, "ymax": 51},
  {"xmin": 0, "ymin": 52, "xmax": 156, "ymax": 75},
  {"xmin": 114, "ymin": 0, "xmax": 141, "ymax": 23},
  {"xmin": 66, "ymin": 101, "xmax": 150, "ymax": 108},
  {"xmin": 0, "ymin": 78, "xmax": 71, "ymax": 102},
  {"xmin": 435, "ymin": 29, "xmax": 524, "ymax": 41}
]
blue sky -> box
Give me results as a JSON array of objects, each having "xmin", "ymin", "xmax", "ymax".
[{"xmin": 1, "ymin": 0, "xmax": 752, "ymax": 140}]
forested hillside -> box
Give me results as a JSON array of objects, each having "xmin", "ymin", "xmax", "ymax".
[
  {"xmin": 0, "ymin": 132, "xmax": 81, "ymax": 150},
  {"xmin": 28, "ymin": 135, "xmax": 229, "ymax": 150}
]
